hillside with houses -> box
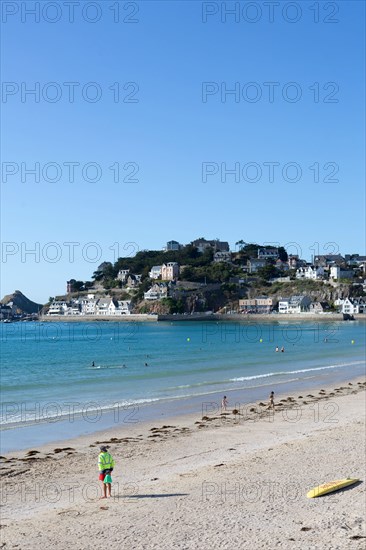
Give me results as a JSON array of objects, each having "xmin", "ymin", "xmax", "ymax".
[{"xmin": 36, "ymin": 238, "xmax": 366, "ymax": 320}]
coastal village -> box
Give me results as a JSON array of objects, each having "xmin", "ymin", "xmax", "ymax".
[{"xmin": 2, "ymin": 238, "xmax": 365, "ymax": 321}]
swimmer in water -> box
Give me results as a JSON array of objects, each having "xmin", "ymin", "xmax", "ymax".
[{"xmin": 92, "ymin": 361, "xmax": 95, "ymax": 367}]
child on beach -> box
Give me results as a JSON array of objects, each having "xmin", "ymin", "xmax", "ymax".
[
  {"xmin": 221, "ymin": 396, "xmax": 228, "ymax": 411},
  {"xmin": 98, "ymin": 446, "xmax": 115, "ymax": 499}
]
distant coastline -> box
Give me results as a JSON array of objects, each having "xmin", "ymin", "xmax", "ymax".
[{"xmin": 37, "ymin": 312, "xmax": 366, "ymax": 322}]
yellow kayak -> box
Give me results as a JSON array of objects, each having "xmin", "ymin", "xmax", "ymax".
[{"xmin": 307, "ymin": 478, "xmax": 359, "ymax": 498}]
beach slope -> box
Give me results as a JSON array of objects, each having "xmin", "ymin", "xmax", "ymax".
[{"xmin": 1, "ymin": 383, "xmax": 365, "ymax": 549}]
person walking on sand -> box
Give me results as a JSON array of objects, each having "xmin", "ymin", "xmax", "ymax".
[
  {"xmin": 221, "ymin": 395, "xmax": 228, "ymax": 411},
  {"xmin": 98, "ymin": 446, "xmax": 115, "ymax": 499},
  {"xmin": 268, "ymin": 391, "xmax": 275, "ymax": 410}
]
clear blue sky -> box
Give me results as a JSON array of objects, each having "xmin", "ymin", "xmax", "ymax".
[{"xmin": 1, "ymin": 1, "xmax": 365, "ymax": 303}]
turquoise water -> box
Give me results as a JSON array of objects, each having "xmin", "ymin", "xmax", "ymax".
[{"xmin": 0, "ymin": 320, "xmax": 365, "ymax": 450}]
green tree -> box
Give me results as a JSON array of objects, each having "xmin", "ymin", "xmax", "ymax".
[
  {"xmin": 256, "ymin": 265, "xmax": 279, "ymax": 280},
  {"xmin": 278, "ymin": 246, "xmax": 288, "ymax": 262},
  {"xmin": 235, "ymin": 240, "xmax": 246, "ymax": 251},
  {"xmin": 73, "ymin": 280, "xmax": 85, "ymax": 292}
]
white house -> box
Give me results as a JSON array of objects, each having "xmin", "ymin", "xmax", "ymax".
[
  {"xmin": 161, "ymin": 262, "xmax": 179, "ymax": 281},
  {"xmin": 96, "ymin": 298, "xmax": 114, "ymax": 315},
  {"xmin": 126, "ymin": 274, "xmax": 141, "ymax": 288},
  {"xmin": 341, "ymin": 298, "xmax": 366, "ymax": 315},
  {"xmin": 116, "ymin": 300, "xmax": 132, "ymax": 315},
  {"xmin": 166, "ymin": 240, "xmax": 182, "ymax": 251},
  {"xmin": 296, "ymin": 266, "xmax": 324, "ymax": 280},
  {"xmin": 213, "ymin": 251, "xmax": 232, "ymax": 263},
  {"xmin": 247, "ymin": 258, "xmax": 266, "ymax": 273},
  {"xmin": 341, "ymin": 298, "xmax": 357, "ymax": 315},
  {"xmin": 192, "ymin": 238, "xmax": 230, "ymax": 253},
  {"xmin": 47, "ymin": 301, "xmax": 69, "ymax": 315},
  {"xmin": 257, "ymin": 247, "xmax": 279, "ymax": 260},
  {"xmin": 66, "ymin": 302, "xmax": 81, "ymax": 316},
  {"xmin": 117, "ymin": 269, "xmax": 130, "ymax": 282},
  {"xmin": 48, "ymin": 296, "xmax": 132, "ymax": 316},
  {"xmin": 278, "ymin": 295, "xmax": 311, "ymax": 314},
  {"xmin": 144, "ymin": 283, "xmax": 168, "ymax": 300},
  {"xmin": 314, "ymin": 254, "xmax": 345, "ymax": 267},
  {"xmin": 149, "ymin": 266, "xmax": 162, "ymax": 279},
  {"xmin": 0, "ymin": 303, "xmax": 12, "ymax": 319},
  {"xmin": 288, "ymin": 254, "xmax": 300, "ymax": 268},
  {"xmin": 80, "ymin": 296, "xmax": 97, "ymax": 315},
  {"xmin": 345, "ymin": 255, "xmax": 366, "ymax": 267},
  {"xmin": 309, "ymin": 301, "xmax": 329, "ymax": 313},
  {"xmin": 330, "ymin": 266, "xmax": 354, "ymax": 280},
  {"xmin": 278, "ymin": 299, "xmax": 290, "ymax": 314}
]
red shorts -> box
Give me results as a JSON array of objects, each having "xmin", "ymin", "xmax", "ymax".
[{"xmin": 99, "ymin": 469, "xmax": 113, "ymax": 481}]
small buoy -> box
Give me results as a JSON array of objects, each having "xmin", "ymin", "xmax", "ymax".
[
  {"xmin": 259, "ymin": 338, "xmax": 263, "ymax": 343},
  {"xmin": 187, "ymin": 337, "xmax": 190, "ymax": 342},
  {"xmin": 351, "ymin": 340, "xmax": 355, "ymax": 344}
]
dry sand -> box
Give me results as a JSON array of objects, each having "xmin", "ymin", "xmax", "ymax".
[{"xmin": 1, "ymin": 379, "xmax": 365, "ymax": 549}]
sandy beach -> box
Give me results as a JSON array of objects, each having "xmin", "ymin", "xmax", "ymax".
[{"xmin": 1, "ymin": 378, "xmax": 365, "ymax": 549}]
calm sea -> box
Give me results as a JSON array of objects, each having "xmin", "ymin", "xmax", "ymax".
[{"xmin": 1, "ymin": 319, "xmax": 365, "ymax": 451}]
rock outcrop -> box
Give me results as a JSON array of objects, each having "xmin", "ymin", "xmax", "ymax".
[{"xmin": 1, "ymin": 290, "xmax": 43, "ymax": 314}]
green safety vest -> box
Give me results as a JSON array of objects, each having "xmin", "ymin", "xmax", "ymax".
[{"xmin": 98, "ymin": 452, "xmax": 115, "ymax": 471}]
